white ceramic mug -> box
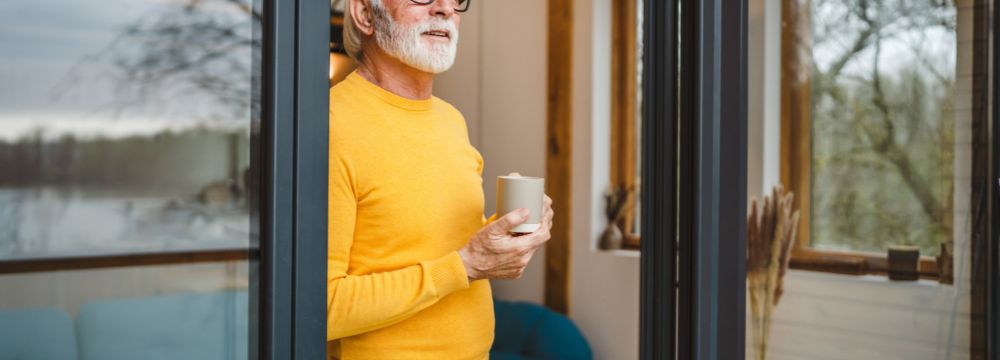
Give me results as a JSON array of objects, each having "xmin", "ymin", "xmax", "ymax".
[{"xmin": 496, "ymin": 175, "xmax": 545, "ymax": 234}]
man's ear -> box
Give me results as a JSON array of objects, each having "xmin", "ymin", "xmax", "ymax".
[{"xmin": 350, "ymin": 0, "xmax": 376, "ymax": 36}]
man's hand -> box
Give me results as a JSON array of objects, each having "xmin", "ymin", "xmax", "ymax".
[{"xmin": 458, "ymin": 172, "xmax": 554, "ymax": 281}]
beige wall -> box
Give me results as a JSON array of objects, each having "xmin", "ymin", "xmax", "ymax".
[
  {"xmin": 437, "ymin": 0, "xmax": 642, "ymax": 358},
  {"xmin": 436, "ymin": 0, "xmax": 549, "ymax": 305},
  {"xmin": 569, "ymin": 0, "xmax": 642, "ymax": 358}
]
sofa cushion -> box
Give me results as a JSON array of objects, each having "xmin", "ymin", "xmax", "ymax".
[
  {"xmin": 76, "ymin": 290, "xmax": 247, "ymax": 360},
  {"xmin": 0, "ymin": 307, "xmax": 78, "ymax": 360},
  {"xmin": 491, "ymin": 299, "xmax": 592, "ymax": 360}
]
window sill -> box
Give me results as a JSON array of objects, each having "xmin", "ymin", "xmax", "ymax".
[
  {"xmin": 789, "ymin": 249, "xmax": 948, "ymax": 284},
  {"xmin": 785, "ymin": 268, "xmax": 946, "ymax": 289}
]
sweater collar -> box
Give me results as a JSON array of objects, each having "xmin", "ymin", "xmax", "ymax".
[{"xmin": 346, "ymin": 71, "xmax": 434, "ymax": 111}]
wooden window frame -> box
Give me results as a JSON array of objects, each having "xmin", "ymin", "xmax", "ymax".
[
  {"xmin": 610, "ymin": 0, "xmax": 642, "ymax": 250},
  {"xmin": 604, "ymin": 0, "xmax": 977, "ymax": 277},
  {"xmin": 611, "ymin": 0, "xmax": 976, "ymax": 283},
  {"xmin": 780, "ymin": 0, "xmax": 990, "ymax": 283},
  {"xmin": 0, "ymin": 249, "xmax": 250, "ymax": 274}
]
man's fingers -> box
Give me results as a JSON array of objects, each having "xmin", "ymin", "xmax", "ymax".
[
  {"xmin": 488, "ymin": 208, "xmax": 530, "ymax": 236},
  {"xmin": 528, "ymin": 230, "xmax": 552, "ymax": 248},
  {"xmin": 510, "ymin": 224, "xmax": 551, "ymax": 249},
  {"xmin": 538, "ymin": 207, "xmax": 552, "ymax": 225}
]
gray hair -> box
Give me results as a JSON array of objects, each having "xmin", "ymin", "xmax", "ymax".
[{"xmin": 343, "ymin": 0, "xmax": 381, "ymax": 62}]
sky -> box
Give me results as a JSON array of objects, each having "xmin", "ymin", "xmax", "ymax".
[
  {"xmin": 811, "ymin": 2, "xmax": 957, "ymax": 84},
  {"xmin": 0, "ymin": 0, "xmax": 253, "ymax": 141}
]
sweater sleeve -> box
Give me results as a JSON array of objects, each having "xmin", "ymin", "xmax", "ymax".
[
  {"xmin": 483, "ymin": 213, "xmax": 498, "ymax": 226},
  {"xmin": 327, "ymin": 143, "xmax": 470, "ymax": 341}
]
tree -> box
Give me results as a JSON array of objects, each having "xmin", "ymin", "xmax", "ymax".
[
  {"xmin": 809, "ymin": 0, "xmax": 956, "ymax": 255},
  {"xmin": 58, "ymin": 0, "xmax": 259, "ymax": 123}
]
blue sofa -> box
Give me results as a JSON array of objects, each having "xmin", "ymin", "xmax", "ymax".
[
  {"xmin": 76, "ymin": 290, "xmax": 247, "ymax": 360},
  {"xmin": 491, "ymin": 299, "xmax": 592, "ymax": 360},
  {"xmin": 1, "ymin": 293, "xmax": 591, "ymax": 359},
  {"xmin": 0, "ymin": 291, "xmax": 247, "ymax": 360},
  {"xmin": 0, "ymin": 307, "xmax": 78, "ymax": 360}
]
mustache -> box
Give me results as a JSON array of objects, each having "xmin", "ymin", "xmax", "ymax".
[{"xmin": 410, "ymin": 18, "xmax": 459, "ymax": 42}]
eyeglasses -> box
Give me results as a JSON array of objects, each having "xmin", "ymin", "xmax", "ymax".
[{"xmin": 409, "ymin": 0, "xmax": 470, "ymax": 13}]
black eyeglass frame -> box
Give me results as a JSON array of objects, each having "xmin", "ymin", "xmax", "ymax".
[{"xmin": 409, "ymin": 0, "xmax": 470, "ymax": 13}]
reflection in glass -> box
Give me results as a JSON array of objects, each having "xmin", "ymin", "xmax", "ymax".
[
  {"xmin": 0, "ymin": 0, "xmax": 254, "ymax": 257},
  {"xmin": 745, "ymin": 0, "xmax": 989, "ymax": 359},
  {"xmin": 0, "ymin": 0, "xmax": 258, "ymax": 358}
]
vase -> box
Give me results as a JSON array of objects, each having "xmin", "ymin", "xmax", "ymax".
[{"xmin": 599, "ymin": 224, "xmax": 623, "ymax": 250}]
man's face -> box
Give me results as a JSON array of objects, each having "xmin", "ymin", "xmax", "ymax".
[{"xmin": 371, "ymin": 0, "xmax": 462, "ymax": 74}]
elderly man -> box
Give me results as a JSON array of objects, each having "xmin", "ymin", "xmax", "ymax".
[{"xmin": 327, "ymin": 0, "xmax": 554, "ymax": 359}]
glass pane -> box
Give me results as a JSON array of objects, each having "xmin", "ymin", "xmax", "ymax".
[
  {"xmin": 746, "ymin": 0, "xmax": 989, "ymax": 358},
  {"xmin": 0, "ymin": 0, "xmax": 259, "ymax": 358},
  {"xmin": 809, "ymin": 0, "xmax": 957, "ymax": 256}
]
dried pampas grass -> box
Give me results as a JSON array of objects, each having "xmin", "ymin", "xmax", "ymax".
[{"xmin": 747, "ymin": 185, "xmax": 799, "ymax": 360}]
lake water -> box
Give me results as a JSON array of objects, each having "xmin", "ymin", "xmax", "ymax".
[{"xmin": 0, "ymin": 188, "xmax": 249, "ymax": 260}]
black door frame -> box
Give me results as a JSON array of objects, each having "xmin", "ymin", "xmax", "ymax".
[
  {"xmin": 990, "ymin": 1, "xmax": 1000, "ymax": 357},
  {"xmin": 638, "ymin": 0, "xmax": 678, "ymax": 357},
  {"xmin": 252, "ymin": 0, "xmax": 329, "ymax": 358},
  {"xmin": 677, "ymin": 0, "xmax": 749, "ymax": 358},
  {"xmin": 639, "ymin": 0, "xmax": 754, "ymax": 358}
]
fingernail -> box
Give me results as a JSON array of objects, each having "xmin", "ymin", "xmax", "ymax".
[{"xmin": 518, "ymin": 208, "xmax": 530, "ymax": 218}]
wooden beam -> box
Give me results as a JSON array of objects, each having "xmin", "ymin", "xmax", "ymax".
[{"xmin": 545, "ymin": 0, "xmax": 573, "ymax": 315}]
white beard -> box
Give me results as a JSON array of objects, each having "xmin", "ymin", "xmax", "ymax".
[{"xmin": 372, "ymin": 5, "xmax": 459, "ymax": 74}]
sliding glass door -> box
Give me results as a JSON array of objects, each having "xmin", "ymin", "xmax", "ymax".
[
  {"xmin": 0, "ymin": 0, "xmax": 328, "ymax": 358},
  {"xmin": 0, "ymin": 0, "xmax": 257, "ymax": 358},
  {"xmin": 743, "ymin": 1, "xmax": 997, "ymax": 359},
  {"xmin": 640, "ymin": 0, "xmax": 748, "ymax": 358},
  {"xmin": 640, "ymin": 0, "xmax": 1000, "ymax": 359}
]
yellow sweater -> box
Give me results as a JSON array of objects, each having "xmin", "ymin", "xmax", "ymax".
[{"xmin": 327, "ymin": 71, "xmax": 494, "ymax": 359}]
